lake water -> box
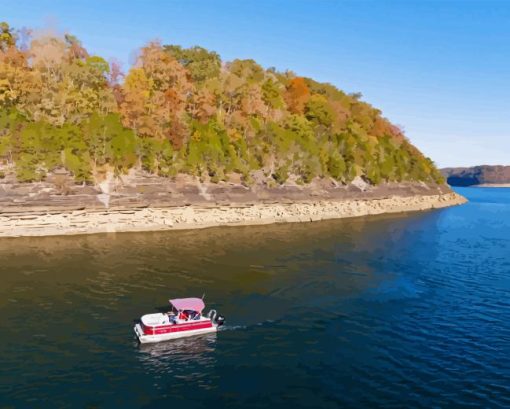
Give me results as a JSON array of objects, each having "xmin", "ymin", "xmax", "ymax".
[{"xmin": 1, "ymin": 187, "xmax": 509, "ymax": 408}]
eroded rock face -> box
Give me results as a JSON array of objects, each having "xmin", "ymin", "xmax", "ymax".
[
  {"xmin": 351, "ymin": 176, "xmax": 369, "ymax": 191},
  {"xmin": 441, "ymin": 166, "xmax": 510, "ymax": 186},
  {"xmin": 0, "ymin": 167, "xmax": 464, "ymax": 237},
  {"xmin": 0, "ymin": 169, "xmax": 452, "ymax": 212},
  {"xmin": 0, "ymin": 192, "xmax": 466, "ymax": 237}
]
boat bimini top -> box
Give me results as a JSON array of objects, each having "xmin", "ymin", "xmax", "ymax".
[{"xmin": 169, "ymin": 298, "xmax": 205, "ymax": 313}]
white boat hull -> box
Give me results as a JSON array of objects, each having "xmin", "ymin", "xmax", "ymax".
[{"xmin": 134, "ymin": 323, "xmax": 217, "ymax": 344}]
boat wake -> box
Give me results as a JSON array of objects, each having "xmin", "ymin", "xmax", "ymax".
[{"xmin": 217, "ymin": 324, "xmax": 246, "ymax": 331}]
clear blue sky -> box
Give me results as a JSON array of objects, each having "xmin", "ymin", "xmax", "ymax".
[{"xmin": 2, "ymin": 0, "xmax": 509, "ymax": 167}]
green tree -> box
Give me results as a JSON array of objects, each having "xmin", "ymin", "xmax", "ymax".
[
  {"xmin": 305, "ymin": 94, "xmax": 333, "ymax": 127},
  {"xmin": 327, "ymin": 150, "xmax": 346, "ymax": 180},
  {"xmin": 0, "ymin": 22, "xmax": 16, "ymax": 51},
  {"xmin": 164, "ymin": 45, "xmax": 221, "ymax": 84}
]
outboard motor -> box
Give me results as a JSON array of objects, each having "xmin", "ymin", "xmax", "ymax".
[
  {"xmin": 208, "ymin": 309, "xmax": 225, "ymax": 326},
  {"xmin": 215, "ymin": 314, "xmax": 225, "ymax": 326}
]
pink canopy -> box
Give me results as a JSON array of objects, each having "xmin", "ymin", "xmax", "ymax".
[{"xmin": 169, "ymin": 297, "xmax": 205, "ymax": 313}]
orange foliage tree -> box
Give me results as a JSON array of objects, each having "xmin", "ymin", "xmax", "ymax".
[{"xmin": 285, "ymin": 77, "xmax": 310, "ymax": 114}]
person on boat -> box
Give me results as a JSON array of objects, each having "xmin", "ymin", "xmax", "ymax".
[
  {"xmin": 167, "ymin": 311, "xmax": 177, "ymax": 324},
  {"xmin": 187, "ymin": 310, "xmax": 201, "ymax": 320},
  {"xmin": 177, "ymin": 309, "xmax": 201, "ymax": 321}
]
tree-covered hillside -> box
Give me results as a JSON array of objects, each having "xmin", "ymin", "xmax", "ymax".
[{"xmin": 0, "ymin": 22, "xmax": 444, "ymax": 185}]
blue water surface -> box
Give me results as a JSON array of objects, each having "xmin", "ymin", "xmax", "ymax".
[{"xmin": 0, "ymin": 187, "xmax": 509, "ymax": 408}]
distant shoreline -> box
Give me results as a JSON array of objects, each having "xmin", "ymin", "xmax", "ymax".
[
  {"xmin": 0, "ymin": 192, "xmax": 466, "ymax": 238},
  {"xmin": 474, "ymin": 183, "xmax": 510, "ymax": 188},
  {"xmin": 441, "ymin": 165, "xmax": 510, "ymax": 188}
]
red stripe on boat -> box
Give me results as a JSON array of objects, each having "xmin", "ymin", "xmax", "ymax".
[{"xmin": 142, "ymin": 321, "xmax": 213, "ymax": 335}]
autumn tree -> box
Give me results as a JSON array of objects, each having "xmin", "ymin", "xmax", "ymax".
[
  {"xmin": 284, "ymin": 77, "xmax": 310, "ymax": 114},
  {"xmin": 120, "ymin": 42, "xmax": 192, "ymax": 148},
  {"xmin": 0, "ymin": 43, "xmax": 29, "ymax": 109},
  {"xmin": 219, "ymin": 59, "xmax": 268, "ymax": 139},
  {"xmin": 11, "ymin": 33, "xmax": 116, "ymax": 125},
  {"xmin": 0, "ymin": 21, "xmax": 447, "ymax": 186}
]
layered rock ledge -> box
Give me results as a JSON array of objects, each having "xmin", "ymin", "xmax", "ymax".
[{"xmin": 0, "ymin": 172, "xmax": 466, "ymax": 237}]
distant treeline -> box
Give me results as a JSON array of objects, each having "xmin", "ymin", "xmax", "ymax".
[
  {"xmin": 441, "ymin": 166, "xmax": 510, "ymax": 186},
  {"xmin": 0, "ymin": 22, "xmax": 444, "ymax": 185}
]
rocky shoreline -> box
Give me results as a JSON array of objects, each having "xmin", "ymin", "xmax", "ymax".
[
  {"xmin": 0, "ymin": 190, "xmax": 466, "ymax": 238},
  {"xmin": 0, "ymin": 170, "xmax": 467, "ymax": 237}
]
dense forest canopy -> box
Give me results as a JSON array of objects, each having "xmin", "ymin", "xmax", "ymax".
[{"xmin": 0, "ymin": 22, "xmax": 444, "ymax": 185}]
